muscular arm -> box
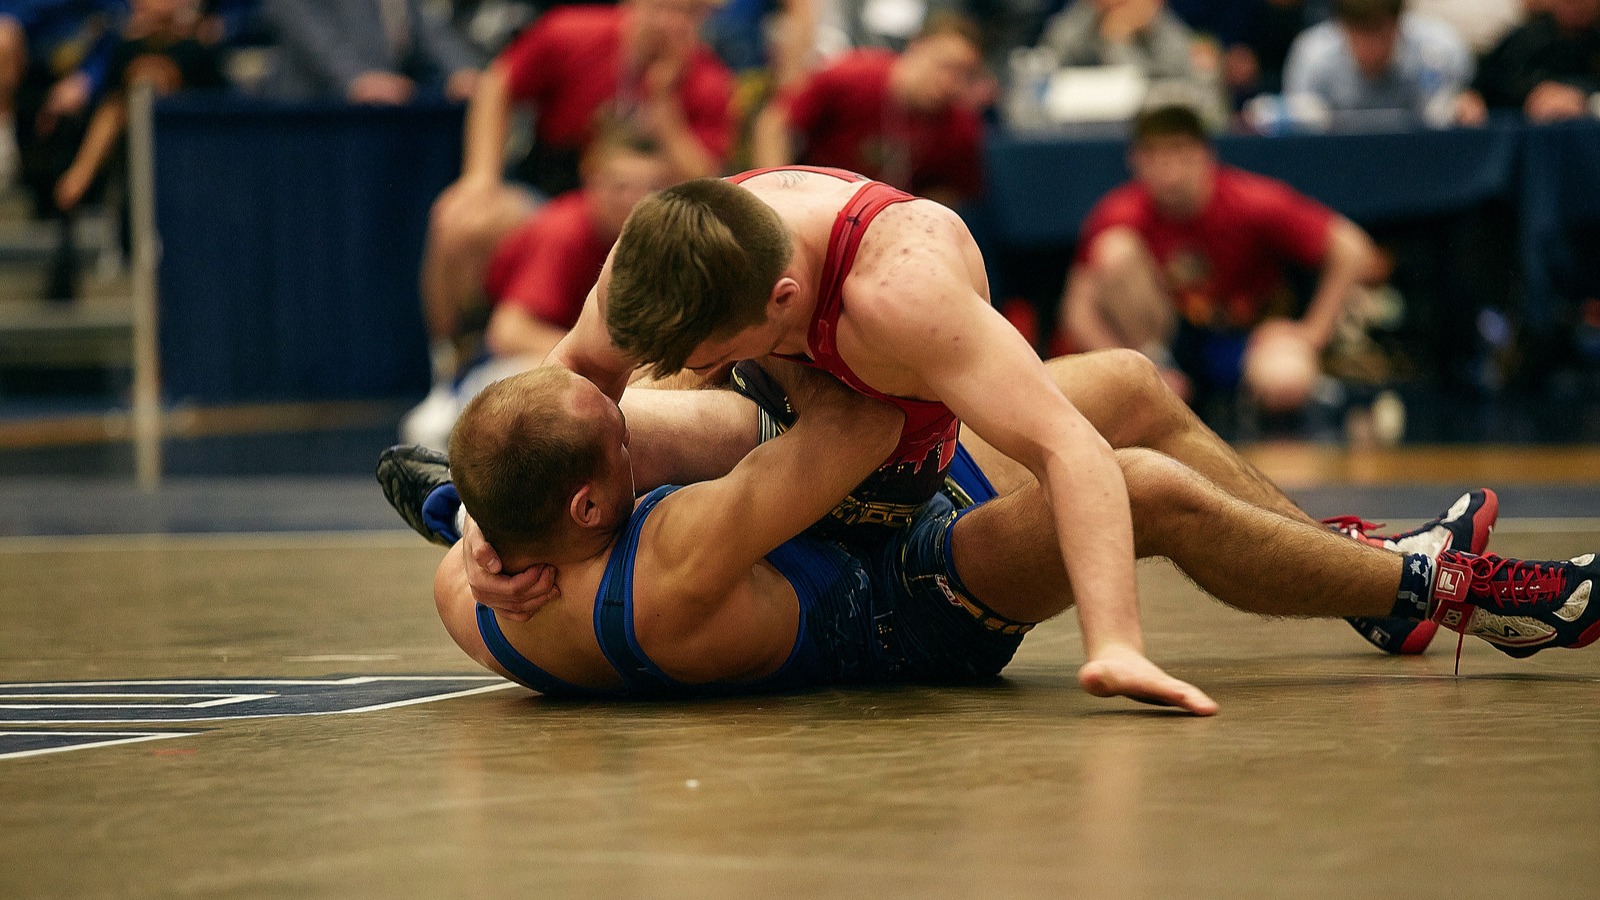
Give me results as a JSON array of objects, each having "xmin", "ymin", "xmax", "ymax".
[
  {"xmin": 1300, "ymin": 217, "xmax": 1378, "ymax": 351},
  {"xmin": 646, "ymin": 364, "xmax": 903, "ymax": 599},
  {"xmin": 842, "ymin": 206, "xmax": 1195, "ymax": 691},
  {"xmin": 869, "ymin": 271, "xmax": 1147, "ymax": 663},
  {"xmin": 543, "ymin": 255, "xmax": 639, "ymax": 401}
]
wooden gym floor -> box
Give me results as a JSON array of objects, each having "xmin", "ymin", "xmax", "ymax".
[{"xmin": 3, "ymin": 445, "xmax": 1600, "ymax": 899}]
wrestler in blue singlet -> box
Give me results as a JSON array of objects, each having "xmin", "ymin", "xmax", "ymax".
[{"xmin": 477, "ymin": 444, "xmax": 1030, "ymax": 699}]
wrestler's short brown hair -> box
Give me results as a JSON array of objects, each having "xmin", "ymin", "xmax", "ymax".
[
  {"xmin": 449, "ymin": 368, "xmax": 607, "ymax": 554},
  {"xmin": 605, "ymin": 177, "xmax": 793, "ymax": 379}
]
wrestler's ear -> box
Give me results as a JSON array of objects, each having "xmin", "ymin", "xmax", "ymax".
[
  {"xmin": 570, "ymin": 483, "xmax": 604, "ymax": 528},
  {"xmin": 767, "ymin": 277, "xmax": 801, "ymax": 318}
]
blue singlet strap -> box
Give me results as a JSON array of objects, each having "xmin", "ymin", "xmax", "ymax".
[
  {"xmin": 592, "ymin": 486, "xmax": 686, "ymax": 696},
  {"xmin": 475, "ymin": 603, "xmax": 615, "ymax": 698}
]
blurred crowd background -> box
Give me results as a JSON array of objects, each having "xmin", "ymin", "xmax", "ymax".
[{"xmin": 4, "ymin": 0, "xmax": 1600, "ymax": 473}]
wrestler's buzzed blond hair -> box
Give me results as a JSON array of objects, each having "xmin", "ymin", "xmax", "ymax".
[
  {"xmin": 606, "ymin": 178, "xmax": 794, "ymax": 378},
  {"xmin": 450, "ymin": 368, "xmax": 607, "ymax": 554}
]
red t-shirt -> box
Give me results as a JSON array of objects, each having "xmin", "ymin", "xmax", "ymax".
[
  {"xmin": 483, "ymin": 191, "xmax": 611, "ymax": 328},
  {"xmin": 498, "ymin": 5, "xmax": 735, "ymax": 161},
  {"xmin": 1078, "ymin": 166, "xmax": 1336, "ymax": 329},
  {"xmin": 780, "ymin": 49, "xmax": 983, "ymax": 201}
]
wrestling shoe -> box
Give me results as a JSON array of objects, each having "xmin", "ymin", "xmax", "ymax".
[
  {"xmin": 1328, "ymin": 489, "xmax": 1499, "ymax": 655},
  {"xmin": 1429, "ymin": 549, "xmax": 1600, "ymax": 659},
  {"xmin": 375, "ymin": 444, "xmax": 462, "ymax": 546}
]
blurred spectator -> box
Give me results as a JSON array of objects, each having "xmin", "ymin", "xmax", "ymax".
[
  {"xmin": 1031, "ymin": 0, "xmax": 1225, "ymax": 121},
  {"xmin": 705, "ymin": 0, "xmax": 816, "ymax": 86},
  {"xmin": 750, "ymin": 12, "xmax": 984, "ymax": 206},
  {"xmin": 419, "ymin": 0, "xmax": 734, "ymax": 390},
  {"xmin": 258, "ymin": 0, "xmax": 482, "ymax": 104},
  {"xmin": 481, "ymin": 126, "xmax": 670, "ymax": 360},
  {"xmin": 54, "ymin": 0, "xmax": 225, "ymax": 213},
  {"xmin": 450, "ymin": 0, "xmax": 541, "ymax": 56},
  {"xmin": 1167, "ymin": 0, "xmax": 1262, "ymax": 104},
  {"xmin": 1055, "ymin": 105, "xmax": 1383, "ymax": 414},
  {"xmin": 0, "ymin": 1, "xmax": 125, "ymax": 299},
  {"xmin": 1282, "ymin": 0, "xmax": 1479, "ymax": 127},
  {"xmin": 401, "ymin": 124, "xmax": 671, "ymax": 448},
  {"xmin": 1241, "ymin": 0, "xmax": 1315, "ymax": 98},
  {"xmin": 1409, "ymin": 0, "xmax": 1524, "ymax": 54},
  {"xmin": 816, "ymin": 0, "xmax": 966, "ymax": 55},
  {"xmin": 1471, "ymin": 0, "xmax": 1600, "ymax": 123},
  {"xmin": 1036, "ymin": 0, "xmax": 1200, "ymax": 82}
]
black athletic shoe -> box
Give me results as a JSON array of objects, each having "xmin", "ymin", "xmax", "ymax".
[
  {"xmin": 376, "ymin": 444, "xmax": 458, "ymax": 546},
  {"xmin": 1327, "ymin": 489, "xmax": 1499, "ymax": 655}
]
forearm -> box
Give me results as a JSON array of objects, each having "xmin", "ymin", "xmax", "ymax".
[
  {"xmin": 1302, "ymin": 221, "xmax": 1376, "ymax": 349},
  {"xmin": 544, "ymin": 328, "xmax": 634, "ymax": 403},
  {"xmin": 65, "ymin": 99, "xmax": 126, "ymax": 182},
  {"xmin": 622, "ymin": 387, "xmax": 760, "ymax": 489},
  {"xmin": 462, "ymin": 65, "xmax": 512, "ymax": 181},
  {"xmin": 652, "ymin": 101, "xmax": 721, "ymax": 179},
  {"xmin": 771, "ymin": 0, "xmax": 816, "ymax": 87},
  {"xmin": 1061, "ymin": 269, "xmax": 1126, "ymax": 351},
  {"xmin": 1037, "ymin": 435, "xmax": 1144, "ymax": 660},
  {"xmin": 750, "ymin": 103, "xmax": 794, "ymax": 169}
]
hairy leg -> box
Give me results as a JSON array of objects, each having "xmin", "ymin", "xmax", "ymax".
[
  {"xmin": 962, "ymin": 348, "xmax": 1315, "ymax": 525},
  {"xmin": 951, "ymin": 447, "xmax": 1399, "ymax": 624}
]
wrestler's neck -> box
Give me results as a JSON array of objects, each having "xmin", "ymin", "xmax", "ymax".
[
  {"xmin": 769, "ymin": 233, "xmax": 827, "ymax": 355},
  {"xmin": 501, "ymin": 527, "xmax": 620, "ymax": 580}
]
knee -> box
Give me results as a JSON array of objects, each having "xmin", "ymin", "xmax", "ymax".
[
  {"xmin": 1086, "ymin": 226, "xmax": 1152, "ymax": 281},
  {"xmin": 1093, "ymin": 348, "xmax": 1187, "ymax": 447},
  {"xmin": 1118, "ymin": 447, "xmax": 1205, "ymax": 524}
]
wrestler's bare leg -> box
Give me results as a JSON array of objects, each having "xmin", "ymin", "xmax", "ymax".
[
  {"xmin": 951, "ymin": 447, "xmax": 1401, "ymax": 626},
  {"xmin": 972, "ymin": 349, "xmax": 1315, "ymax": 525}
]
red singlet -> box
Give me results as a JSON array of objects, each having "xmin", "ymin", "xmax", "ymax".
[{"xmin": 726, "ymin": 166, "xmax": 960, "ymax": 473}]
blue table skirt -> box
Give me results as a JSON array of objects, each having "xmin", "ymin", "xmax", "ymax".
[{"xmin": 156, "ymin": 96, "xmax": 461, "ymax": 404}]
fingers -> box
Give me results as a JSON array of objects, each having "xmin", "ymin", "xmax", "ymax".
[
  {"xmin": 463, "ymin": 518, "xmax": 501, "ymax": 575},
  {"xmin": 1077, "ymin": 659, "xmax": 1220, "ymax": 717}
]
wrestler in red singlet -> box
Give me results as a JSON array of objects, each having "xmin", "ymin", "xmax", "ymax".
[{"xmin": 727, "ymin": 166, "xmax": 965, "ymax": 530}]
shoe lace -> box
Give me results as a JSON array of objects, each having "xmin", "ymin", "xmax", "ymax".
[
  {"xmin": 1467, "ymin": 554, "xmax": 1569, "ymax": 608},
  {"xmin": 1322, "ymin": 515, "xmax": 1383, "ymax": 538}
]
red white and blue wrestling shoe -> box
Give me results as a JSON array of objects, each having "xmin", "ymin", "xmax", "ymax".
[
  {"xmin": 1430, "ymin": 549, "xmax": 1600, "ymax": 658},
  {"xmin": 1327, "ymin": 489, "xmax": 1499, "ymax": 655}
]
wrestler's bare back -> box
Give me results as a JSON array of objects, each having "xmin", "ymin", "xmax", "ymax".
[{"xmin": 736, "ymin": 169, "xmax": 994, "ymax": 402}]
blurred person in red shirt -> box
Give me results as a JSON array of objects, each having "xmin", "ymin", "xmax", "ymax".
[
  {"xmin": 1055, "ymin": 104, "xmax": 1383, "ymax": 413},
  {"xmin": 402, "ymin": 124, "xmax": 673, "ymax": 449},
  {"xmin": 750, "ymin": 12, "xmax": 986, "ymax": 208},
  {"xmin": 421, "ymin": 0, "xmax": 737, "ymax": 393}
]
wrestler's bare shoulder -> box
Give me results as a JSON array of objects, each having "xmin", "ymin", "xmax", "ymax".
[
  {"xmin": 846, "ymin": 200, "xmax": 977, "ymax": 307},
  {"xmin": 735, "ymin": 168, "xmax": 867, "ymax": 216}
]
